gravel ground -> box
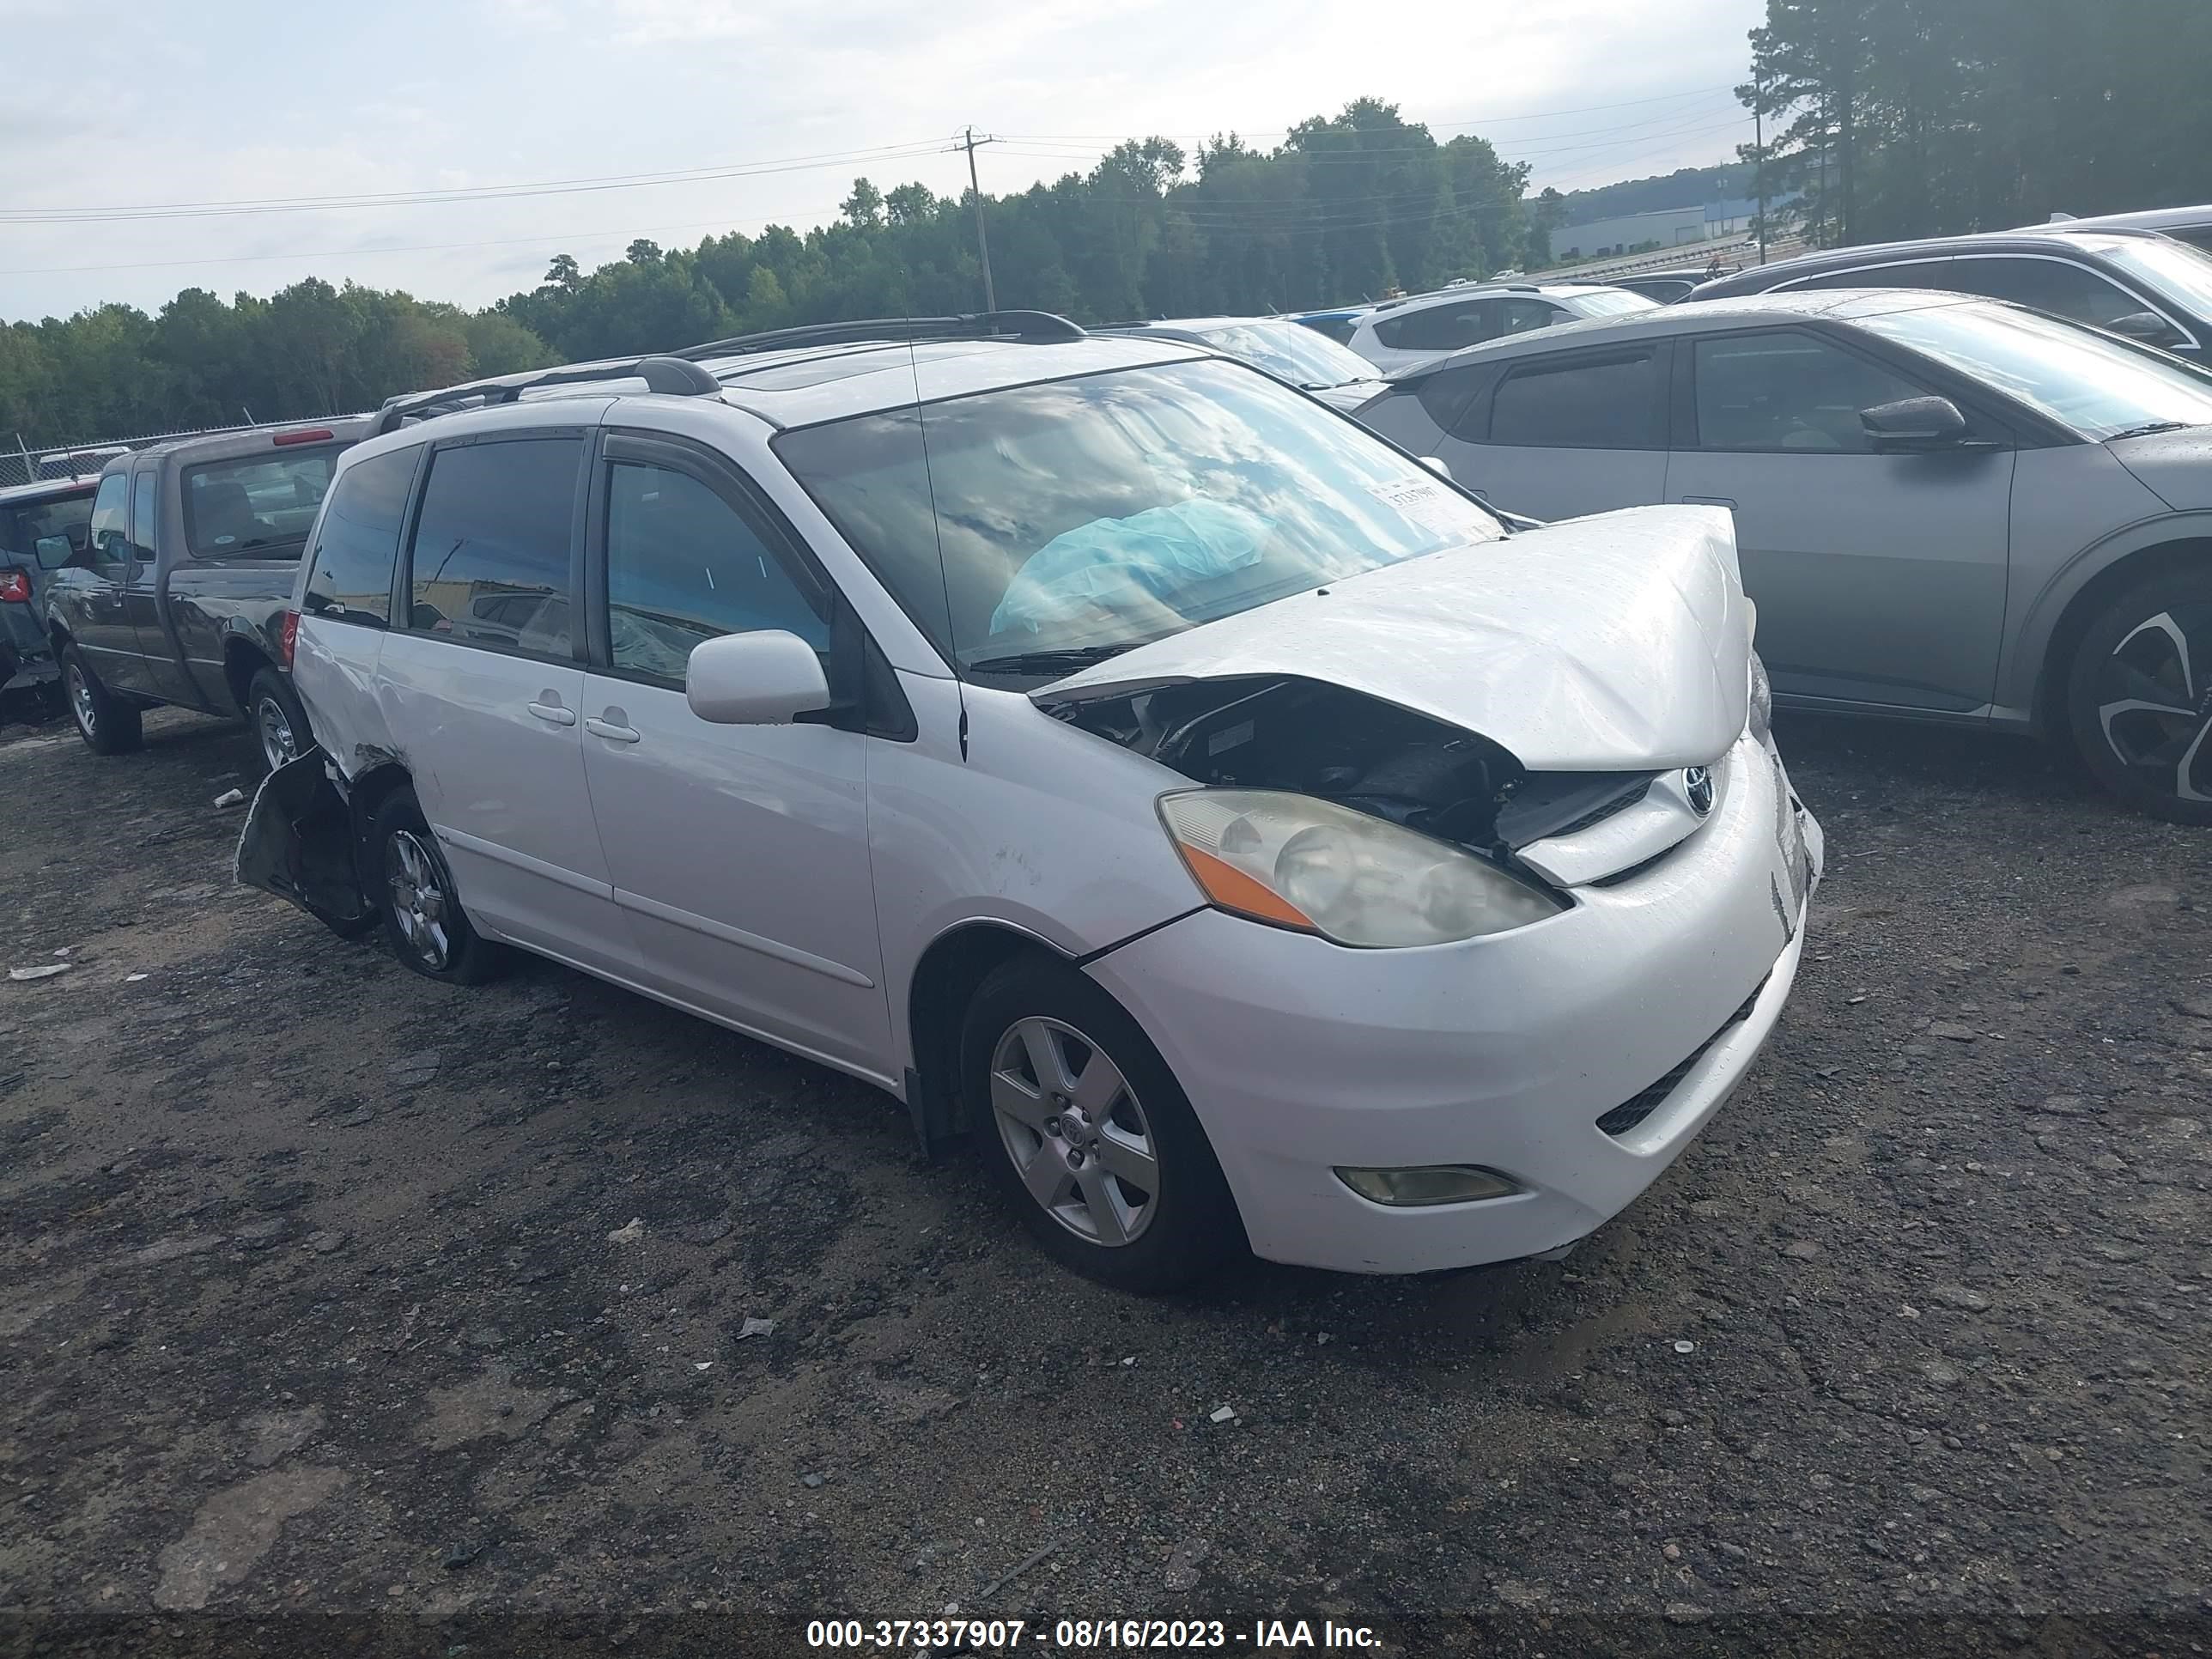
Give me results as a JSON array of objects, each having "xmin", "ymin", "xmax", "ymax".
[{"xmin": 1, "ymin": 702, "xmax": 2207, "ymax": 1658}]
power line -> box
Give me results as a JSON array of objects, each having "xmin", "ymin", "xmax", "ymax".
[{"xmin": 0, "ymin": 140, "xmax": 956, "ymax": 227}]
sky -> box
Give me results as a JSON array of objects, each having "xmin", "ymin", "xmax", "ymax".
[{"xmin": 0, "ymin": 0, "xmax": 1765, "ymax": 324}]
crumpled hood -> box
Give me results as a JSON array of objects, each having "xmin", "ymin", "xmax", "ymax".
[
  {"xmin": 2106, "ymin": 425, "xmax": 2212, "ymax": 511},
  {"xmin": 1039, "ymin": 504, "xmax": 1752, "ymax": 772}
]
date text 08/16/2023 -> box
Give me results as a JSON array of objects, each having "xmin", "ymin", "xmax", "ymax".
[{"xmin": 805, "ymin": 1617, "xmax": 1384, "ymax": 1649}]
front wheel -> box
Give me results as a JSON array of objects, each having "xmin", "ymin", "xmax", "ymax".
[
  {"xmin": 61, "ymin": 643, "xmax": 143, "ymax": 756},
  {"xmin": 2065, "ymin": 568, "xmax": 2212, "ymax": 824},
  {"xmin": 959, "ymin": 953, "xmax": 1242, "ymax": 1292},
  {"xmin": 247, "ymin": 666, "xmax": 310, "ymax": 774},
  {"xmin": 370, "ymin": 787, "xmax": 502, "ymax": 984}
]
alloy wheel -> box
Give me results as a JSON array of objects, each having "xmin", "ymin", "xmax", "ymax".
[
  {"xmin": 385, "ymin": 830, "xmax": 453, "ymax": 970},
  {"xmin": 988, "ymin": 1016, "xmax": 1161, "ymax": 1247},
  {"xmin": 256, "ymin": 694, "xmax": 298, "ymax": 772},
  {"xmin": 2095, "ymin": 605, "xmax": 2212, "ymax": 807},
  {"xmin": 67, "ymin": 664, "xmax": 95, "ymax": 741}
]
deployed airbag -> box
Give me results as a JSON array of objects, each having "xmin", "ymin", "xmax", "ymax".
[{"xmin": 989, "ymin": 500, "xmax": 1270, "ymax": 635}]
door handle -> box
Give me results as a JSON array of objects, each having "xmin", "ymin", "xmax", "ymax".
[
  {"xmin": 1680, "ymin": 494, "xmax": 1738, "ymax": 509},
  {"xmin": 526, "ymin": 699, "xmax": 576, "ymax": 726},
  {"xmin": 584, "ymin": 717, "xmax": 641, "ymax": 744}
]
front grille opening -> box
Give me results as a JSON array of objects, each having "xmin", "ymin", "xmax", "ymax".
[{"xmin": 1595, "ymin": 979, "xmax": 1767, "ymax": 1137}]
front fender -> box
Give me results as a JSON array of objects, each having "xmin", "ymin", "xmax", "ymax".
[{"xmin": 2000, "ymin": 509, "xmax": 2212, "ymax": 723}]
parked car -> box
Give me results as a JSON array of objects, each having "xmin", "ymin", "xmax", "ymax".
[
  {"xmin": 1099, "ymin": 316, "xmax": 1387, "ymax": 410},
  {"xmin": 1687, "ymin": 226, "xmax": 2212, "ymax": 362},
  {"xmin": 1288, "ymin": 306, "xmax": 1376, "ymax": 346},
  {"xmin": 2038, "ymin": 204, "xmax": 2212, "ymax": 255},
  {"xmin": 241, "ymin": 313, "xmax": 1821, "ymax": 1291},
  {"xmin": 1346, "ymin": 283, "xmax": 1658, "ymax": 374},
  {"xmin": 1579, "ymin": 271, "xmax": 1708, "ymax": 305},
  {"xmin": 0, "ymin": 476, "xmax": 98, "ymax": 719},
  {"xmin": 41, "ymin": 420, "xmax": 368, "ymax": 768},
  {"xmin": 1358, "ymin": 288, "xmax": 2212, "ymax": 822}
]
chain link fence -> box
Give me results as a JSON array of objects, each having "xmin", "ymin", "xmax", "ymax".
[{"xmin": 2, "ymin": 416, "xmax": 348, "ymax": 489}]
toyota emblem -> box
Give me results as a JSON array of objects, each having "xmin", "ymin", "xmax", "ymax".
[{"xmin": 1683, "ymin": 765, "xmax": 1714, "ymax": 816}]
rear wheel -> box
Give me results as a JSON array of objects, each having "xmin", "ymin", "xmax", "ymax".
[
  {"xmin": 370, "ymin": 787, "xmax": 502, "ymax": 984},
  {"xmin": 959, "ymin": 953, "xmax": 1241, "ymax": 1292},
  {"xmin": 2065, "ymin": 568, "xmax": 2212, "ymax": 824},
  {"xmin": 61, "ymin": 643, "xmax": 142, "ymax": 756},
  {"xmin": 247, "ymin": 665, "xmax": 309, "ymax": 774}
]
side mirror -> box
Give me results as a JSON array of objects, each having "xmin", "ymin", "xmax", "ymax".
[
  {"xmin": 686, "ymin": 629, "xmax": 830, "ymax": 726},
  {"xmin": 2106, "ymin": 310, "xmax": 2185, "ymax": 349},
  {"xmin": 1418, "ymin": 454, "xmax": 1454, "ymax": 481},
  {"xmin": 34, "ymin": 534, "xmax": 73, "ymax": 570},
  {"xmin": 1860, "ymin": 395, "xmax": 1970, "ymax": 453}
]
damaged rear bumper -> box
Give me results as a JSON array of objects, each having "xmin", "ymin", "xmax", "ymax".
[{"xmin": 233, "ymin": 750, "xmax": 377, "ymax": 933}]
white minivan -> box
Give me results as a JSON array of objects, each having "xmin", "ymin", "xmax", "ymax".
[{"xmin": 242, "ymin": 313, "xmax": 1823, "ymax": 1291}]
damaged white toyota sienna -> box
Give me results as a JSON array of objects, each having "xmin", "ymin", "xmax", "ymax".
[{"xmin": 241, "ymin": 312, "xmax": 1824, "ymax": 1291}]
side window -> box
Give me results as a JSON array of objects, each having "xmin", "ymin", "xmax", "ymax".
[
  {"xmin": 302, "ymin": 447, "xmax": 420, "ymax": 627},
  {"xmin": 1486, "ymin": 350, "xmax": 1662, "ymax": 448},
  {"xmin": 405, "ymin": 437, "xmax": 581, "ymax": 658},
  {"xmin": 1945, "ymin": 257, "xmax": 2142, "ymax": 327},
  {"xmin": 1692, "ymin": 331, "xmax": 1930, "ymax": 454},
  {"xmin": 604, "ymin": 460, "xmax": 830, "ymax": 684},
  {"xmin": 128, "ymin": 472, "xmax": 158, "ymax": 563},
  {"xmin": 1789, "ymin": 261, "xmax": 1954, "ymax": 293},
  {"xmin": 1378, "ymin": 300, "xmax": 1495, "ymax": 353},
  {"xmin": 1493, "ymin": 298, "xmax": 1563, "ymax": 337},
  {"xmin": 88, "ymin": 475, "xmax": 130, "ymax": 567}
]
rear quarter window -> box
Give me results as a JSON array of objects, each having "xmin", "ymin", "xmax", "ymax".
[{"xmin": 301, "ymin": 447, "xmax": 420, "ymax": 626}]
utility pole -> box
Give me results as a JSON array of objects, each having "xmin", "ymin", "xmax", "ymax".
[
  {"xmin": 955, "ymin": 126, "xmax": 999, "ymax": 312},
  {"xmin": 1754, "ymin": 73, "xmax": 1768, "ymax": 265}
]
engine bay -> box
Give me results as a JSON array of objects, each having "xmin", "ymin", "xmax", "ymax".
[{"xmin": 1048, "ymin": 676, "xmax": 1653, "ymax": 854}]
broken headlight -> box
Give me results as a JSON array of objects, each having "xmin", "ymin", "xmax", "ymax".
[{"xmin": 1158, "ymin": 789, "xmax": 1564, "ymax": 947}]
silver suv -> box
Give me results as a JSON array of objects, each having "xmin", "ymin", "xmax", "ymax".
[
  {"xmin": 1346, "ymin": 283, "xmax": 1658, "ymax": 375},
  {"xmin": 244, "ymin": 313, "xmax": 1820, "ymax": 1291},
  {"xmin": 1358, "ymin": 289, "xmax": 2212, "ymax": 823}
]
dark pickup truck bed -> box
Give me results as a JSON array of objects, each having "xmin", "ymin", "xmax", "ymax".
[{"xmin": 42, "ymin": 419, "xmax": 367, "ymax": 768}]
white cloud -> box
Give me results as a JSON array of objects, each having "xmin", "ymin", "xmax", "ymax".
[{"xmin": 0, "ymin": 0, "xmax": 1761, "ymax": 321}]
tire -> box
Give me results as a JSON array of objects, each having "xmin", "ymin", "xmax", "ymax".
[
  {"xmin": 959, "ymin": 952, "xmax": 1243, "ymax": 1292},
  {"xmin": 61, "ymin": 643, "xmax": 143, "ymax": 756},
  {"xmin": 246, "ymin": 665, "xmax": 311, "ymax": 775},
  {"xmin": 2064, "ymin": 567, "xmax": 2212, "ymax": 825},
  {"xmin": 369, "ymin": 787, "xmax": 502, "ymax": 984}
]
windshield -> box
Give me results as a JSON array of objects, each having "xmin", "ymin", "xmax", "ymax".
[
  {"xmin": 181, "ymin": 447, "xmax": 342, "ymax": 557},
  {"xmin": 1567, "ymin": 289, "xmax": 1662, "ymax": 318},
  {"xmin": 1195, "ymin": 321, "xmax": 1377, "ymax": 389},
  {"xmin": 1853, "ymin": 299, "xmax": 2212, "ymax": 441},
  {"xmin": 775, "ymin": 358, "xmax": 1505, "ymax": 675},
  {"xmin": 0, "ymin": 491, "xmax": 94, "ymax": 569},
  {"xmin": 2088, "ymin": 234, "xmax": 2212, "ymax": 322}
]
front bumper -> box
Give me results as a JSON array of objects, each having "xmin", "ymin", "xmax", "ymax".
[{"xmin": 1085, "ymin": 732, "xmax": 1824, "ymax": 1275}]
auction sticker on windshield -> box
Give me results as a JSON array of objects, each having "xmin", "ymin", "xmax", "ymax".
[{"xmin": 1364, "ymin": 478, "xmax": 1468, "ymax": 538}]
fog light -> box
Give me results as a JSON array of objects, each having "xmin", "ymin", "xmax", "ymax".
[{"xmin": 1334, "ymin": 1165, "xmax": 1521, "ymax": 1206}]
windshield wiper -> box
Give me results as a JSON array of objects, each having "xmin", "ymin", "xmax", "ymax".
[
  {"xmin": 966, "ymin": 642, "xmax": 1139, "ymax": 676},
  {"xmin": 2106, "ymin": 420, "xmax": 2191, "ymax": 441}
]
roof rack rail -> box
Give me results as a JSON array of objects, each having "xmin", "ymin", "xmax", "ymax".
[
  {"xmin": 673, "ymin": 309, "xmax": 1085, "ymax": 362},
  {"xmin": 372, "ymin": 354, "xmax": 722, "ymax": 437}
]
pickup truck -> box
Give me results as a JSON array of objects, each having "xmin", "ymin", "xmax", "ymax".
[
  {"xmin": 1, "ymin": 475, "xmax": 98, "ymax": 720},
  {"xmin": 43, "ymin": 419, "xmax": 368, "ymax": 768}
]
